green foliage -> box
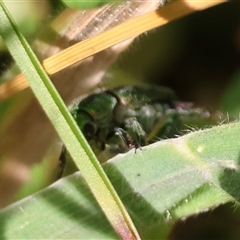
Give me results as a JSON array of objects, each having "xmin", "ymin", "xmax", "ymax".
[
  {"xmin": 0, "ymin": 0, "xmax": 240, "ymax": 239},
  {"xmin": 221, "ymin": 70, "xmax": 240, "ymax": 118},
  {"xmin": 62, "ymin": 0, "xmax": 124, "ymax": 9},
  {"xmin": 0, "ymin": 122, "xmax": 240, "ymax": 238}
]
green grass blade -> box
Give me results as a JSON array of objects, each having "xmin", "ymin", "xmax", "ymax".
[
  {"xmin": 0, "ymin": 2, "xmax": 139, "ymax": 238},
  {"xmin": 0, "ymin": 122, "xmax": 239, "ymax": 238}
]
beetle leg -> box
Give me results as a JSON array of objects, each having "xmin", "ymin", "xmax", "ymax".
[
  {"xmin": 124, "ymin": 117, "xmax": 147, "ymax": 148},
  {"xmin": 113, "ymin": 117, "xmax": 147, "ymax": 152},
  {"xmin": 114, "ymin": 127, "xmax": 134, "ymax": 149}
]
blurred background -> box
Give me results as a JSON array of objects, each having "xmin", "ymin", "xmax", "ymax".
[
  {"xmin": 109, "ymin": 1, "xmax": 240, "ymax": 112},
  {"xmin": 1, "ymin": 0, "xmax": 240, "ymax": 239}
]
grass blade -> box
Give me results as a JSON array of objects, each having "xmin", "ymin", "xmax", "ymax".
[{"xmin": 0, "ymin": 2, "xmax": 139, "ymax": 238}]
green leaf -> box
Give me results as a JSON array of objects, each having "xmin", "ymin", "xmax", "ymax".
[
  {"xmin": 62, "ymin": 0, "xmax": 124, "ymax": 9},
  {"xmin": 0, "ymin": 122, "xmax": 239, "ymax": 239}
]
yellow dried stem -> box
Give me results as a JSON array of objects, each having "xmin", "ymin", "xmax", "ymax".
[{"xmin": 0, "ymin": 0, "xmax": 227, "ymax": 102}]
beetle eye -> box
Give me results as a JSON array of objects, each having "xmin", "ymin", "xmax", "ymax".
[{"xmin": 83, "ymin": 123, "xmax": 96, "ymax": 139}]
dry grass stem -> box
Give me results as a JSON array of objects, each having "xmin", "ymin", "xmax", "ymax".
[{"xmin": 0, "ymin": 0, "xmax": 226, "ymax": 102}]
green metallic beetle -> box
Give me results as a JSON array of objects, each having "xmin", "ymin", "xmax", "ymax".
[{"xmin": 70, "ymin": 85, "xmax": 217, "ymax": 162}]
